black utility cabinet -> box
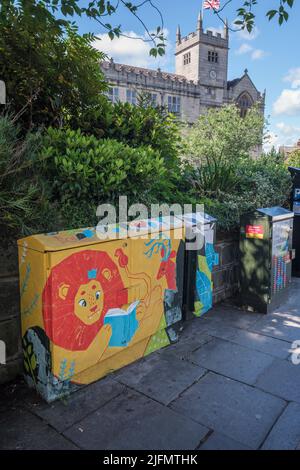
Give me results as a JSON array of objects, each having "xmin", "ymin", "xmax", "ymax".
[
  {"xmin": 289, "ymin": 166, "xmax": 300, "ymax": 277},
  {"xmin": 240, "ymin": 207, "xmax": 294, "ymax": 314}
]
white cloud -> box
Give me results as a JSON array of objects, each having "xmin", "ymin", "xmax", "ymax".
[
  {"xmin": 264, "ymin": 131, "xmax": 280, "ymax": 152},
  {"xmin": 284, "ymin": 68, "xmax": 300, "ymax": 89},
  {"xmin": 276, "ymin": 122, "xmax": 300, "ymax": 136},
  {"xmin": 264, "ymin": 122, "xmax": 300, "ymax": 152},
  {"xmin": 235, "ymin": 43, "xmax": 266, "ymax": 60},
  {"xmin": 273, "ymin": 89, "xmax": 300, "ymax": 116},
  {"xmin": 93, "ymin": 30, "xmax": 174, "ymax": 70},
  {"xmin": 235, "ymin": 43, "xmax": 253, "ymax": 55},
  {"xmin": 236, "ymin": 26, "xmax": 260, "ymax": 41},
  {"xmin": 251, "ymin": 49, "xmax": 266, "ymax": 60}
]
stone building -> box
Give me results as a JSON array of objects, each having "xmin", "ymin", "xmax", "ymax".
[
  {"xmin": 279, "ymin": 139, "xmax": 300, "ymax": 160},
  {"xmin": 101, "ymin": 12, "xmax": 265, "ymax": 124}
]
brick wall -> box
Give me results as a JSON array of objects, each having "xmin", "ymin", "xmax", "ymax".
[{"xmin": 0, "ymin": 232, "xmax": 240, "ymax": 384}]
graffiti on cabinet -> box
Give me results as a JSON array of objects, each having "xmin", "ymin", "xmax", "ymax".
[
  {"xmin": 20, "ymin": 233, "xmax": 183, "ymax": 401},
  {"xmin": 194, "ymin": 230, "xmax": 219, "ymax": 317}
]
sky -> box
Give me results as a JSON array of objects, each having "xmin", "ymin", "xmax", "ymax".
[{"xmin": 75, "ymin": 0, "xmax": 300, "ymax": 151}]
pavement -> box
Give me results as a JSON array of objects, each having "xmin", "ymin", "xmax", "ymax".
[{"xmin": 1, "ymin": 279, "xmax": 300, "ymax": 450}]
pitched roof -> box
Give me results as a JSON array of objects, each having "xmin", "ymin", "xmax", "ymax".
[
  {"xmin": 227, "ymin": 77, "xmax": 241, "ymax": 89},
  {"xmin": 101, "ymin": 61, "xmax": 189, "ymax": 83}
]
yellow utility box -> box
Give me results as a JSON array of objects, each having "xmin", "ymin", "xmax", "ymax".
[{"xmin": 18, "ymin": 218, "xmax": 184, "ymax": 402}]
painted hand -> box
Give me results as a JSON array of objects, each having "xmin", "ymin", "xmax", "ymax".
[
  {"xmin": 98, "ymin": 324, "xmax": 112, "ymax": 357},
  {"xmin": 136, "ymin": 303, "xmax": 146, "ymax": 322}
]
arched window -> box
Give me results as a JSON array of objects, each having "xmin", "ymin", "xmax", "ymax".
[{"xmin": 237, "ymin": 92, "xmax": 253, "ymax": 118}]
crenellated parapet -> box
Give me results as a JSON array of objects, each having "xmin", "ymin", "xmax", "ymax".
[{"xmin": 101, "ymin": 60, "xmax": 201, "ymax": 97}]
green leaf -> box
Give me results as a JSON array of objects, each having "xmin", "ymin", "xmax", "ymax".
[{"xmin": 266, "ymin": 10, "xmax": 277, "ymax": 20}]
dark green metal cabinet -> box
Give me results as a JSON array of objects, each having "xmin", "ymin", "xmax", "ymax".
[
  {"xmin": 240, "ymin": 207, "xmax": 294, "ymax": 314},
  {"xmin": 176, "ymin": 213, "xmax": 219, "ymax": 320},
  {"xmin": 289, "ymin": 167, "xmax": 300, "ymax": 277}
]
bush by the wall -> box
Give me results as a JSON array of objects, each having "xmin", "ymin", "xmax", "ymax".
[
  {"xmin": 286, "ymin": 149, "xmax": 300, "ymax": 168},
  {"xmin": 0, "ymin": 116, "xmax": 45, "ymax": 236},
  {"xmin": 40, "ymin": 127, "xmax": 167, "ymax": 206},
  {"xmin": 71, "ymin": 98, "xmax": 182, "ymax": 171},
  {"xmin": 191, "ymin": 154, "xmax": 292, "ymax": 231}
]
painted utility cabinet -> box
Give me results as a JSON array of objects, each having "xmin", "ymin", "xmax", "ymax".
[
  {"xmin": 18, "ymin": 218, "xmax": 184, "ymax": 402},
  {"xmin": 176, "ymin": 213, "xmax": 219, "ymax": 320},
  {"xmin": 240, "ymin": 206, "xmax": 294, "ymax": 314}
]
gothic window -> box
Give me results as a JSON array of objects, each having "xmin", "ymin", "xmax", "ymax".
[
  {"xmin": 126, "ymin": 89, "xmax": 137, "ymax": 105},
  {"xmin": 108, "ymin": 87, "xmax": 119, "ymax": 103},
  {"xmin": 237, "ymin": 92, "xmax": 253, "ymax": 117},
  {"xmin": 208, "ymin": 51, "xmax": 218, "ymax": 63},
  {"xmin": 183, "ymin": 52, "xmax": 191, "ymax": 65},
  {"xmin": 168, "ymin": 96, "xmax": 181, "ymax": 114}
]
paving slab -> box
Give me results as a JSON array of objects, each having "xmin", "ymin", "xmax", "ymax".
[
  {"xmin": 170, "ymin": 372, "xmax": 286, "ymax": 449},
  {"xmin": 200, "ymin": 432, "xmax": 252, "ymax": 450},
  {"xmin": 113, "ymin": 352, "xmax": 206, "ymax": 405},
  {"xmin": 64, "ymin": 388, "xmax": 209, "ymax": 450},
  {"xmin": 197, "ymin": 322, "xmax": 241, "ymax": 342},
  {"xmin": 250, "ymin": 313, "xmax": 300, "ymax": 343},
  {"xmin": 0, "ymin": 408, "xmax": 78, "ymax": 450},
  {"xmin": 255, "ymin": 358, "xmax": 300, "ymax": 403},
  {"xmin": 29, "ymin": 377, "xmax": 126, "ymax": 432},
  {"xmin": 158, "ymin": 332, "xmax": 213, "ymax": 361},
  {"xmin": 203, "ymin": 305, "xmax": 261, "ymax": 330},
  {"xmin": 188, "ymin": 337, "xmax": 275, "ymax": 385},
  {"xmin": 157, "ymin": 323, "xmax": 213, "ymax": 360},
  {"xmin": 228, "ymin": 329, "xmax": 291, "ymax": 360},
  {"xmin": 262, "ymin": 402, "xmax": 300, "ymax": 450}
]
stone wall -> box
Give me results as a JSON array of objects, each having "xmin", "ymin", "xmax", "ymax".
[
  {"xmin": 0, "ymin": 232, "xmax": 240, "ymax": 384},
  {"xmin": 0, "ymin": 241, "xmax": 22, "ymax": 384}
]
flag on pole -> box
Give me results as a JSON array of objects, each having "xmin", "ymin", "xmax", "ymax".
[{"xmin": 203, "ymin": 0, "xmax": 220, "ymax": 9}]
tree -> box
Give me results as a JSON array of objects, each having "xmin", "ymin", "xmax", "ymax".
[
  {"xmin": 0, "ymin": 8, "xmax": 108, "ymax": 129},
  {"xmin": 206, "ymin": 0, "xmax": 295, "ymax": 33},
  {"xmin": 286, "ymin": 150, "xmax": 300, "ymax": 168},
  {"xmin": 183, "ymin": 104, "xmax": 265, "ymax": 166},
  {"xmin": 0, "ymin": 0, "xmax": 166, "ymax": 57}
]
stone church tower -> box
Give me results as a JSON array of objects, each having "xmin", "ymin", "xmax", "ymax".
[
  {"xmin": 175, "ymin": 13, "xmax": 229, "ymax": 113},
  {"xmin": 101, "ymin": 11, "xmax": 265, "ymax": 128}
]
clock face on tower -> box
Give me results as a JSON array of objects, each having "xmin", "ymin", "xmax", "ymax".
[{"xmin": 210, "ymin": 70, "xmax": 217, "ymax": 80}]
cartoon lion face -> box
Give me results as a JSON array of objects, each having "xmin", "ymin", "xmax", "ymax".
[
  {"xmin": 42, "ymin": 250, "xmax": 128, "ymax": 351},
  {"xmin": 74, "ymin": 279, "xmax": 104, "ymax": 325}
]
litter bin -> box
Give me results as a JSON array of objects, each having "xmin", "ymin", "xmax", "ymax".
[
  {"xmin": 239, "ymin": 206, "xmax": 294, "ymax": 314},
  {"xmin": 176, "ymin": 212, "xmax": 219, "ymax": 320},
  {"xmin": 18, "ymin": 217, "xmax": 184, "ymax": 402},
  {"xmin": 289, "ymin": 166, "xmax": 300, "ymax": 277}
]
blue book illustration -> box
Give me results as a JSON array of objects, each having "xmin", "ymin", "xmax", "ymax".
[{"xmin": 104, "ymin": 301, "xmax": 140, "ymax": 347}]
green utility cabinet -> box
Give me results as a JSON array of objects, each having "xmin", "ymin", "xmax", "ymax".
[
  {"xmin": 289, "ymin": 167, "xmax": 300, "ymax": 277},
  {"xmin": 240, "ymin": 207, "xmax": 294, "ymax": 314}
]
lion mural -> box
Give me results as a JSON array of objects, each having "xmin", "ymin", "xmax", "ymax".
[{"xmin": 42, "ymin": 250, "xmax": 129, "ymax": 376}]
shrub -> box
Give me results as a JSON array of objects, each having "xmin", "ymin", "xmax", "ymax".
[
  {"xmin": 40, "ymin": 127, "xmax": 167, "ymax": 206},
  {"xmin": 0, "ymin": 115, "xmax": 45, "ymax": 236},
  {"xmin": 181, "ymin": 152, "xmax": 292, "ymax": 231},
  {"xmin": 286, "ymin": 149, "xmax": 300, "ymax": 168},
  {"xmin": 72, "ymin": 98, "xmax": 182, "ymax": 172}
]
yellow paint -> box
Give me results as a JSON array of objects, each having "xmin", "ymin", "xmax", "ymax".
[{"xmin": 18, "ymin": 220, "xmax": 184, "ymax": 401}]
